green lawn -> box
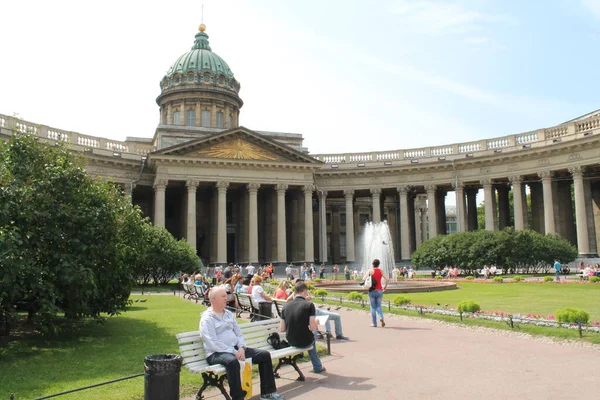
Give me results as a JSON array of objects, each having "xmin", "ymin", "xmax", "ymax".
[
  {"xmin": 0, "ymin": 295, "xmax": 204, "ymax": 400},
  {"xmin": 333, "ymin": 281, "xmax": 600, "ymax": 321}
]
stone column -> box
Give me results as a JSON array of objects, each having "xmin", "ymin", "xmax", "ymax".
[
  {"xmin": 570, "ymin": 166, "xmax": 590, "ymax": 255},
  {"xmin": 371, "ymin": 188, "xmax": 382, "ymax": 223},
  {"xmin": 509, "ymin": 176, "xmax": 525, "ymax": 230},
  {"xmin": 481, "ymin": 179, "xmax": 495, "ymax": 231},
  {"xmin": 195, "ymin": 102, "xmax": 201, "ymax": 127},
  {"xmin": 303, "ymin": 185, "xmax": 315, "ymax": 263},
  {"xmin": 247, "ymin": 183, "xmax": 260, "ymax": 264},
  {"xmin": 497, "ymin": 184, "xmax": 510, "ymax": 230},
  {"xmin": 455, "ymin": 183, "xmax": 466, "ymax": 232},
  {"xmin": 211, "ymin": 103, "xmax": 217, "ymax": 128},
  {"xmin": 166, "ymin": 103, "xmax": 172, "ymax": 125},
  {"xmin": 539, "ymin": 171, "xmax": 555, "ymax": 234},
  {"xmin": 153, "ymin": 178, "xmax": 168, "ymax": 227},
  {"xmin": 344, "ymin": 189, "xmax": 356, "ymax": 263},
  {"xmin": 276, "ymin": 184, "xmax": 288, "ymax": 263},
  {"xmin": 318, "ymin": 190, "xmax": 328, "ymax": 263},
  {"xmin": 216, "ymin": 181, "xmax": 229, "ymax": 264},
  {"xmin": 466, "ymin": 188, "xmax": 478, "ymax": 231},
  {"xmin": 398, "ymin": 186, "xmax": 411, "ymax": 260},
  {"xmin": 426, "ymin": 185, "xmax": 438, "ymax": 238},
  {"xmin": 186, "ymin": 180, "xmax": 199, "ymax": 249}
]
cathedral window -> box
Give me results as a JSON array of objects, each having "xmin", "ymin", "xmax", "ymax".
[
  {"xmin": 201, "ymin": 110, "xmax": 211, "ymax": 127},
  {"xmin": 187, "ymin": 110, "xmax": 195, "ymax": 126},
  {"xmin": 173, "ymin": 111, "xmax": 181, "ymax": 125},
  {"xmin": 216, "ymin": 111, "xmax": 223, "ymax": 128},
  {"xmin": 187, "ymin": 73, "xmax": 195, "ymax": 82},
  {"xmin": 228, "ymin": 114, "xmax": 233, "ymax": 128}
]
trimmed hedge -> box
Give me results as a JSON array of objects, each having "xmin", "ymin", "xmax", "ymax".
[
  {"xmin": 457, "ymin": 301, "xmax": 481, "ymax": 313},
  {"xmin": 393, "ymin": 296, "xmax": 411, "ymax": 306},
  {"xmin": 543, "ymin": 276, "xmax": 554, "ymax": 282},
  {"xmin": 556, "ymin": 308, "xmax": 590, "ymax": 324},
  {"xmin": 348, "ymin": 292, "xmax": 364, "ymax": 301}
]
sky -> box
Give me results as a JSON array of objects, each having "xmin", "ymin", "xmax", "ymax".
[{"xmin": 1, "ymin": 0, "xmax": 599, "ymax": 156}]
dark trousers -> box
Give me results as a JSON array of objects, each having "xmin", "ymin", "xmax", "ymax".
[{"xmin": 207, "ymin": 347, "xmax": 276, "ymax": 400}]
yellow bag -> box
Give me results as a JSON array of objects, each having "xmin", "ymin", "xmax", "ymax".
[{"xmin": 239, "ymin": 358, "xmax": 252, "ymax": 399}]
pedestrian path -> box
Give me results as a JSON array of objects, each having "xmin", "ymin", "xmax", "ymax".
[{"xmin": 182, "ymin": 304, "xmax": 599, "ymax": 400}]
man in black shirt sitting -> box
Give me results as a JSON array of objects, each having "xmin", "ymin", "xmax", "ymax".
[{"xmin": 280, "ymin": 281, "xmax": 326, "ymax": 373}]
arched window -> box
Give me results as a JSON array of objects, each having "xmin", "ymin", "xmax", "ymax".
[{"xmin": 216, "ymin": 111, "xmax": 223, "ymax": 128}]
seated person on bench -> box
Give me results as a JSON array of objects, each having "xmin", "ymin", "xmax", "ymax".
[{"xmin": 199, "ymin": 287, "xmax": 284, "ymax": 400}]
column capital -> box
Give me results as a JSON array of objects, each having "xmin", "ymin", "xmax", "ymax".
[
  {"xmin": 538, "ymin": 170, "xmax": 553, "ymax": 181},
  {"xmin": 216, "ymin": 181, "xmax": 229, "ymax": 191},
  {"xmin": 276, "ymin": 183, "xmax": 288, "ymax": 193},
  {"xmin": 396, "ymin": 185, "xmax": 410, "ymax": 195},
  {"xmin": 247, "ymin": 183, "xmax": 261, "ymax": 193},
  {"xmin": 508, "ymin": 175, "xmax": 522, "ymax": 185},
  {"xmin": 153, "ymin": 178, "xmax": 168, "ymax": 191},
  {"xmin": 185, "ymin": 179, "xmax": 200, "ymax": 190},
  {"xmin": 303, "ymin": 185, "xmax": 315, "ymax": 194},
  {"xmin": 568, "ymin": 166, "xmax": 585, "ymax": 178},
  {"xmin": 479, "ymin": 178, "xmax": 492, "ymax": 188},
  {"xmin": 425, "ymin": 184, "xmax": 437, "ymax": 194},
  {"xmin": 370, "ymin": 188, "xmax": 382, "ymax": 196},
  {"xmin": 343, "ymin": 189, "xmax": 354, "ymax": 198},
  {"xmin": 318, "ymin": 190, "xmax": 328, "ymax": 199},
  {"xmin": 451, "ymin": 181, "xmax": 464, "ymax": 191}
]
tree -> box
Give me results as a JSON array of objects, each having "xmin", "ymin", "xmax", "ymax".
[{"xmin": 0, "ymin": 133, "xmax": 144, "ymax": 338}]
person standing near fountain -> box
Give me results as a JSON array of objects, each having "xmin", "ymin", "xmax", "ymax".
[{"xmin": 364, "ymin": 259, "xmax": 390, "ymax": 327}]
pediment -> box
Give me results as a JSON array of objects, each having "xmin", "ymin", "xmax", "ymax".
[{"xmin": 151, "ymin": 127, "xmax": 321, "ymax": 165}]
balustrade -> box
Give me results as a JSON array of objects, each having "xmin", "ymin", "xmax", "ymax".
[
  {"xmin": 403, "ymin": 149, "xmax": 427, "ymax": 159},
  {"xmin": 431, "ymin": 146, "xmax": 453, "ymax": 156},
  {"xmin": 575, "ymin": 116, "xmax": 600, "ymax": 132},
  {"xmin": 487, "ymin": 138, "xmax": 510, "ymax": 149},
  {"xmin": 458, "ymin": 142, "xmax": 481, "ymax": 153},
  {"xmin": 515, "ymin": 131, "xmax": 538, "ymax": 144},
  {"xmin": 544, "ymin": 126, "xmax": 568, "ymax": 139}
]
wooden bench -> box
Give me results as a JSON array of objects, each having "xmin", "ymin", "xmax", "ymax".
[
  {"xmin": 177, "ymin": 318, "xmax": 313, "ymax": 400},
  {"xmin": 272, "ymin": 299, "xmax": 331, "ymax": 355}
]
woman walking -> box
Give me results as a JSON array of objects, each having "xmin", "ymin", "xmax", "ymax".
[{"xmin": 364, "ymin": 259, "xmax": 390, "ymax": 327}]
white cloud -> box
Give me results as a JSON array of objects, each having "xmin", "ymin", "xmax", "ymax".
[
  {"xmin": 390, "ymin": 0, "xmax": 512, "ymax": 35},
  {"xmin": 582, "ymin": 0, "xmax": 600, "ymax": 20}
]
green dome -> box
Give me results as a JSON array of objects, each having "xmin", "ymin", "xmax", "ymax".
[{"xmin": 160, "ymin": 28, "xmax": 240, "ymax": 94}]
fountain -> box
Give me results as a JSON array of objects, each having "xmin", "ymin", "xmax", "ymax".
[
  {"xmin": 315, "ymin": 220, "xmax": 457, "ymax": 293},
  {"xmin": 358, "ymin": 221, "xmax": 396, "ymax": 277}
]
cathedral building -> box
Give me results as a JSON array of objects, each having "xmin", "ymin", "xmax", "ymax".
[{"xmin": 2, "ymin": 24, "xmax": 599, "ymax": 266}]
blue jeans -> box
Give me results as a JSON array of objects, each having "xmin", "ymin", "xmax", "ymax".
[
  {"xmin": 207, "ymin": 348, "xmax": 276, "ymax": 399},
  {"xmin": 315, "ymin": 309, "xmax": 343, "ymax": 336},
  {"xmin": 368, "ymin": 290, "xmax": 384, "ymax": 326},
  {"xmin": 307, "ymin": 340, "xmax": 323, "ymax": 372}
]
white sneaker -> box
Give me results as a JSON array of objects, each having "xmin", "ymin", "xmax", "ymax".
[{"xmin": 261, "ymin": 393, "xmax": 285, "ymax": 400}]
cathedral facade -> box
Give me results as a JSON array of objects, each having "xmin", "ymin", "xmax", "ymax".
[{"xmin": 2, "ymin": 25, "xmax": 600, "ymax": 266}]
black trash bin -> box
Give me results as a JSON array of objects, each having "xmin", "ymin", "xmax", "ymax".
[
  {"xmin": 144, "ymin": 354, "xmax": 183, "ymax": 400},
  {"xmin": 258, "ymin": 301, "xmax": 273, "ymax": 320}
]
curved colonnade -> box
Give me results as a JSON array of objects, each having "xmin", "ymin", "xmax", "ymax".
[{"xmin": 2, "ymin": 111, "xmax": 599, "ymax": 267}]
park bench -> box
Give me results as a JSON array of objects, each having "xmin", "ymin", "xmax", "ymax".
[
  {"xmin": 272, "ymin": 299, "xmax": 332, "ymax": 353},
  {"xmin": 177, "ymin": 318, "xmax": 313, "ymax": 400},
  {"xmin": 236, "ymin": 293, "xmax": 259, "ymax": 320}
]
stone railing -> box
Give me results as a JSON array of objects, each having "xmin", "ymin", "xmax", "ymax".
[
  {"xmin": 0, "ymin": 114, "xmax": 156, "ymax": 157},
  {"xmin": 313, "ymin": 116, "xmax": 599, "ymax": 166}
]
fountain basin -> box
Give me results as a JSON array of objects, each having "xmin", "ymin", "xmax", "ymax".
[{"xmin": 314, "ymin": 280, "xmax": 458, "ymax": 293}]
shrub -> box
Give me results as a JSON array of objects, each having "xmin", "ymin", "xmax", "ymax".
[
  {"xmin": 269, "ymin": 280, "xmax": 279, "ymax": 286},
  {"xmin": 589, "ymin": 276, "xmax": 599, "ymax": 283},
  {"xmin": 314, "ymin": 289, "xmax": 328, "ymax": 298},
  {"xmin": 313, "ymin": 278, "xmax": 323, "ymax": 283},
  {"xmin": 465, "ymin": 276, "xmax": 474, "ymax": 280},
  {"xmin": 457, "ymin": 301, "xmax": 481, "ymax": 314},
  {"xmin": 434, "ymin": 275, "xmax": 442, "ymax": 280},
  {"xmin": 393, "ymin": 296, "xmax": 411, "ymax": 306},
  {"xmin": 512, "ymin": 275, "xmax": 524, "ymax": 282},
  {"xmin": 543, "ymin": 276, "xmax": 554, "ymax": 282},
  {"xmin": 493, "ymin": 276, "xmax": 503, "ymax": 283},
  {"xmin": 556, "ymin": 308, "xmax": 590, "ymax": 324},
  {"xmin": 348, "ymin": 292, "xmax": 364, "ymax": 301},
  {"xmin": 306, "ymin": 284, "xmax": 315, "ymax": 291}
]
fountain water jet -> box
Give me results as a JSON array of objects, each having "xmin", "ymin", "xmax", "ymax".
[{"xmin": 358, "ymin": 221, "xmax": 395, "ymax": 277}]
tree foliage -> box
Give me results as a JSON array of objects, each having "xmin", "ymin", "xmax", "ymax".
[
  {"xmin": 0, "ymin": 133, "xmax": 199, "ymax": 339},
  {"xmin": 411, "ymin": 228, "xmax": 578, "ymax": 274}
]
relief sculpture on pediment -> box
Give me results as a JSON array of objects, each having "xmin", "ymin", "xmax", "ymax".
[{"xmin": 195, "ymin": 138, "xmax": 279, "ymax": 161}]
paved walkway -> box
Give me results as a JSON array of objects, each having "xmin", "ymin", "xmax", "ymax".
[{"xmin": 182, "ymin": 304, "xmax": 599, "ymax": 400}]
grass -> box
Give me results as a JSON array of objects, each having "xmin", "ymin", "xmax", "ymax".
[
  {"xmin": 0, "ymin": 295, "xmax": 204, "ymax": 400},
  {"xmin": 376, "ymin": 281, "xmax": 600, "ymax": 321}
]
